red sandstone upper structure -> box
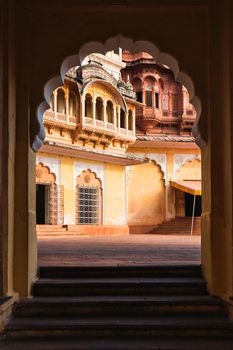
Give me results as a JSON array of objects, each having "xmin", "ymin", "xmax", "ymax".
[{"xmin": 121, "ymin": 50, "xmax": 196, "ymax": 136}]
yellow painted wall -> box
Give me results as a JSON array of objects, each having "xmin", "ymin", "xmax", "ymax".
[
  {"xmin": 36, "ymin": 152, "xmax": 126, "ymax": 226},
  {"xmin": 104, "ymin": 164, "xmax": 126, "ymax": 225},
  {"xmin": 60, "ymin": 157, "xmax": 74, "ymax": 224},
  {"xmin": 176, "ymin": 159, "xmax": 201, "ymax": 180},
  {"xmin": 127, "ymin": 146, "xmax": 202, "ymax": 224},
  {"xmin": 37, "ymin": 145, "xmax": 201, "ymax": 229},
  {"xmin": 127, "ymin": 146, "xmax": 201, "ymax": 182},
  {"xmin": 128, "ymin": 162, "xmax": 165, "ymax": 226}
]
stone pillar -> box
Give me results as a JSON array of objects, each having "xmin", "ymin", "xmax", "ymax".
[
  {"xmin": 159, "ymin": 93, "xmax": 162, "ymax": 112},
  {"xmin": 118, "ymin": 106, "xmax": 121, "ymax": 133},
  {"xmin": 142, "ymin": 82, "xmax": 146, "ymax": 105},
  {"xmin": 13, "ymin": 9, "xmax": 37, "ymax": 297},
  {"xmin": 113, "ymin": 105, "xmax": 117, "ymax": 129},
  {"xmin": 126, "ymin": 110, "xmax": 129, "ymax": 135},
  {"xmin": 133, "ymin": 110, "xmax": 136, "ymax": 136},
  {"xmin": 182, "ymin": 86, "xmax": 187, "ymax": 114},
  {"xmin": 93, "ymin": 94, "xmax": 96, "ymax": 126},
  {"xmin": 65, "ymin": 88, "xmax": 69, "ymax": 118},
  {"xmin": 0, "ymin": 1, "xmax": 11, "ymax": 296},
  {"xmin": 54, "ymin": 90, "xmax": 57, "ymax": 119},
  {"xmin": 152, "ymin": 87, "xmax": 155, "ymax": 108},
  {"xmin": 168, "ymin": 90, "xmax": 173, "ymax": 116},
  {"xmin": 103, "ymin": 98, "xmax": 107, "ymax": 128},
  {"xmin": 201, "ymin": 0, "xmax": 233, "ymax": 298},
  {"xmin": 81, "ymin": 96, "xmax": 85, "ymax": 124}
]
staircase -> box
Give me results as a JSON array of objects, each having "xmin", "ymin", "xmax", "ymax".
[
  {"xmin": 37, "ymin": 225, "xmax": 67, "ymax": 236},
  {"xmin": 1, "ymin": 265, "xmax": 233, "ymax": 349},
  {"xmin": 152, "ymin": 217, "xmax": 201, "ymax": 235}
]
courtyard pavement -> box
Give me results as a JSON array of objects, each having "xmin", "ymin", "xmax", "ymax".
[{"xmin": 38, "ymin": 234, "xmax": 201, "ymax": 266}]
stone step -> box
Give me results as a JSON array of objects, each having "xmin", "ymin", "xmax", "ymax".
[
  {"xmin": 152, "ymin": 231, "xmax": 200, "ymax": 235},
  {"xmin": 12, "ymin": 295, "xmax": 224, "ymax": 318},
  {"xmin": 4, "ymin": 264, "xmax": 232, "ymax": 348},
  {"xmin": 37, "ymin": 225, "xmax": 65, "ymax": 230},
  {"xmin": 153, "ymin": 217, "xmax": 201, "ymax": 235},
  {"xmin": 33, "ymin": 277, "xmax": 207, "ymax": 297},
  {"xmin": 6, "ymin": 316, "xmax": 233, "ymax": 339},
  {"xmin": 39, "ymin": 265, "xmax": 202, "ymax": 279},
  {"xmin": 1, "ymin": 337, "xmax": 233, "ymax": 350}
]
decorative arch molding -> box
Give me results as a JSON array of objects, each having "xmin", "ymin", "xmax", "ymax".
[
  {"xmin": 36, "ymin": 156, "xmax": 61, "ymax": 185},
  {"xmin": 36, "ymin": 162, "xmax": 56, "ymax": 184},
  {"xmin": 127, "ymin": 152, "xmax": 167, "ymax": 184},
  {"xmin": 35, "ymin": 162, "xmax": 64, "ymax": 225},
  {"xmin": 76, "ymin": 169, "xmax": 103, "ymax": 225},
  {"xmin": 143, "ymin": 74, "xmax": 157, "ymax": 82},
  {"xmin": 76, "ymin": 169, "xmax": 102, "ymax": 188},
  {"xmin": 74, "ymin": 161, "xmax": 104, "ymax": 185},
  {"xmin": 173, "ymin": 153, "xmax": 201, "ymax": 179},
  {"xmin": 82, "ymin": 79, "xmax": 128, "ymax": 113},
  {"xmin": 34, "ymin": 35, "xmax": 205, "ymax": 151},
  {"xmin": 73, "ymin": 161, "xmax": 105, "ymax": 224}
]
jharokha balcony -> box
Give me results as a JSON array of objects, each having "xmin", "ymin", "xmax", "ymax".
[
  {"xmin": 121, "ymin": 51, "xmax": 197, "ymax": 135},
  {"xmin": 43, "ymin": 63, "xmax": 140, "ymax": 154}
]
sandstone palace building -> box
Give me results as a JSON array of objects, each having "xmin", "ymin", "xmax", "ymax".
[{"xmin": 36, "ymin": 49, "xmax": 201, "ymax": 236}]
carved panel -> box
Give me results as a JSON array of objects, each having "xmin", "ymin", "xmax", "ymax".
[{"xmin": 36, "ymin": 162, "xmax": 56, "ymax": 184}]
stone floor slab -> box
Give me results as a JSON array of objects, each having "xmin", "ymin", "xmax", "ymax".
[{"xmin": 38, "ymin": 234, "xmax": 201, "ymax": 266}]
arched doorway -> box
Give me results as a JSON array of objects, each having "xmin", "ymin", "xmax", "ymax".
[
  {"xmin": 35, "ymin": 162, "xmax": 60, "ymax": 225},
  {"xmin": 4, "ymin": 0, "xmax": 231, "ymax": 304}
]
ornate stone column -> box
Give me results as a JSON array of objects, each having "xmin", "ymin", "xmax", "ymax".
[
  {"xmin": 81, "ymin": 95, "xmax": 85, "ymax": 125},
  {"xmin": 54, "ymin": 90, "xmax": 57, "ymax": 119},
  {"xmin": 65, "ymin": 88, "xmax": 69, "ymax": 118},
  {"xmin": 168, "ymin": 90, "xmax": 173, "ymax": 116},
  {"xmin": 126, "ymin": 110, "xmax": 129, "ymax": 135},
  {"xmin": 103, "ymin": 98, "xmax": 107, "ymax": 128},
  {"xmin": 117, "ymin": 105, "xmax": 121, "ymax": 133},
  {"xmin": 152, "ymin": 86, "xmax": 155, "ymax": 108},
  {"xmin": 113, "ymin": 105, "xmax": 117, "ymax": 129},
  {"xmin": 182, "ymin": 86, "xmax": 187, "ymax": 115},
  {"xmin": 93, "ymin": 95, "xmax": 96, "ymax": 126},
  {"xmin": 133, "ymin": 109, "xmax": 136, "ymax": 136}
]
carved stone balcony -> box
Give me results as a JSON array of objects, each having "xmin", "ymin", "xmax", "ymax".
[
  {"xmin": 43, "ymin": 110, "xmax": 77, "ymax": 132},
  {"xmin": 135, "ymin": 105, "xmax": 195, "ymax": 135},
  {"xmin": 80, "ymin": 116, "xmax": 136, "ymax": 144}
]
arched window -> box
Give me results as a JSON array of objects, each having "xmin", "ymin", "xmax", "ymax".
[
  {"xmin": 144, "ymin": 76, "xmax": 155, "ymax": 107},
  {"xmin": 76, "ymin": 169, "xmax": 102, "ymax": 225},
  {"xmin": 106, "ymin": 100, "xmax": 114, "ymax": 123},
  {"xmin": 69, "ymin": 92, "xmax": 77, "ymax": 116},
  {"xmin": 85, "ymin": 94, "xmax": 93, "ymax": 118},
  {"xmin": 120, "ymin": 108, "xmax": 125, "ymax": 128},
  {"xmin": 132, "ymin": 77, "xmax": 142, "ymax": 103},
  {"xmin": 128, "ymin": 109, "xmax": 133, "ymax": 131},
  {"xmin": 57, "ymin": 89, "xmax": 66, "ymax": 114},
  {"xmin": 96, "ymin": 97, "xmax": 104, "ymax": 121}
]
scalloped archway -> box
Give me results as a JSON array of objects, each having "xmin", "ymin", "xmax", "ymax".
[
  {"xmin": 76, "ymin": 169, "xmax": 103, "ymax": 226},
  {"xmin": 34, "ymin": 36, "xmax": 204, "ymax": 151},
  {"xmin": 36, "ymin": 162, "xmax": 59, "ymax": 225}
]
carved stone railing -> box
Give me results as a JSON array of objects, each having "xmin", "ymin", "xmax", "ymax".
[
  {"xmin": 95, "ymin": 120, "xmax": 104, "ymax": 127},
  {"xmin": 85, "ymin": 117, "xmax": 93, "ymax": 124},
  {"xmin": 44, "ymin": 110, "xmax": 77, "ymax": 126}
]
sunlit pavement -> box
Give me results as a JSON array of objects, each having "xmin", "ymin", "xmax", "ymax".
[{"xmin": 38, "ymin": 234, "xmax": 201, "ymax": 266}]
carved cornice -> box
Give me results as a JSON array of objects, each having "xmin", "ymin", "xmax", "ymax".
[{"xmin": 44, "ymin": 118, "xmax": 76, "ymax": 131}]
